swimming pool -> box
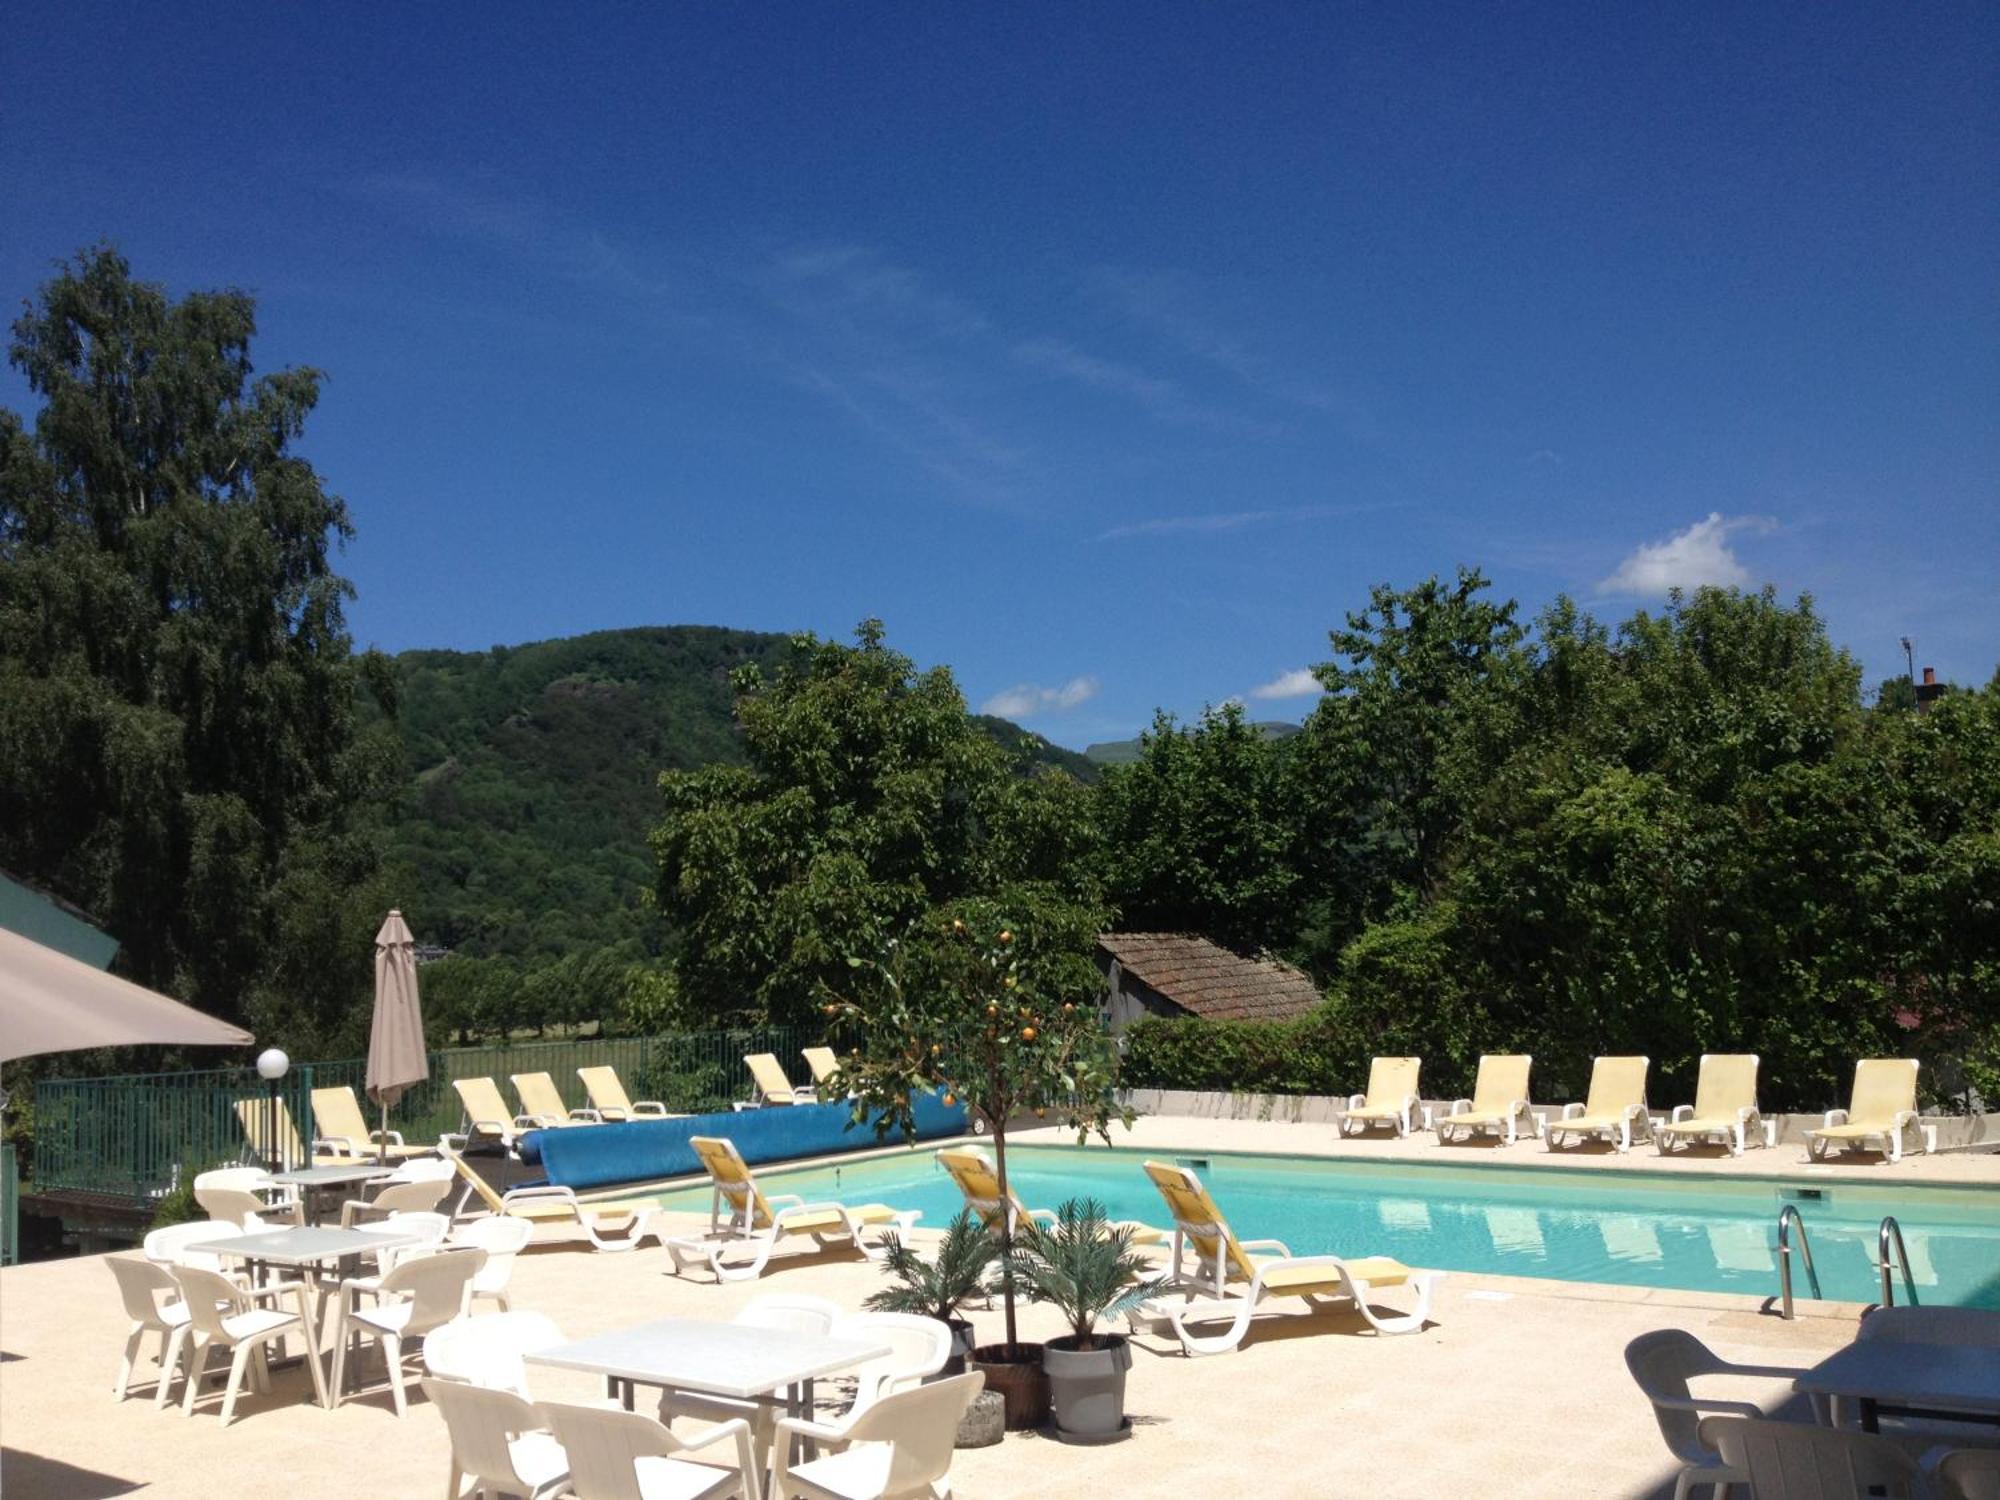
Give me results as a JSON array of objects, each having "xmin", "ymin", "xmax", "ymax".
[{"xmin": 659, "ymin": 1143, "xmax": 2000, "ymax": 1308}]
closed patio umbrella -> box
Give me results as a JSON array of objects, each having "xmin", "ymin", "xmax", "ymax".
[
  {"xmin": 0, "ymin": 925, "xmax": 252, "ymax": 1064},
  {"xmin": 366, "ymin": 910, "xmax": 430, "ymax": 1163}
]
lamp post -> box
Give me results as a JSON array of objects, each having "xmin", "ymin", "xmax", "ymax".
[{"xmin": 256, "ymin": 1048, "xmax": 290, "ymax": 1172}]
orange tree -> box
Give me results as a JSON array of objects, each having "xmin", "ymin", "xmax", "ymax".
[{"xmin": 825, "ymin": 890, "xmax": 1128, "ymax": 1351}]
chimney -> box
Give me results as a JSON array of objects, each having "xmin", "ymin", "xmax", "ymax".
[
  {"xmin": 1922, "ymin": 667, "xmax": 1937, "ymax": 686},
  {"xmin": 1915, "ymin": 666, "xmax": 1945, "ymax": 712}
]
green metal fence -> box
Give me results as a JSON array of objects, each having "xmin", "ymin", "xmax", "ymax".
[{"xmin": 32, "ymin": 1027, "xmax": 808, "ymax": 1202}]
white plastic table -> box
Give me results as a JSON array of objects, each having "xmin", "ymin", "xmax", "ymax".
[
  {"xmin": 271, "ymin": 1164, "xmax": 398, "ymax": 1225},
  {"xmin": 1796, "ymin": 1342, "xmax": 2000, "ymax": 1431},
  {"xmin": 527, "ymin": 1318, "xmax": 891, "ymax": 1465}
]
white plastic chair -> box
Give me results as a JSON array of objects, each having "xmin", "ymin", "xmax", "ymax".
[
  {"xmin": 774, "ymin": 1371, "xmax": 985, "ymax": 1500},
  {"xmin": 193, "ymin": 1182, "xmax": 297, "ymax": 1230},
  {"xmin": 1624, "ymin": 1330, "xmax": 1810, "ymax": 1500},
  {"xmin": 542, "ymin": 1399, "xmax": 759, "ymax": 1500},
  {"xmin": 422, "ymin": 1377, "xmax": 570, "ymax": 1500},
  {"xmin": 144, "ymin": 1219, "xmax": 245, "ymax": 1274},
  {"xmin": 828, "ymin": 1313, "xmax": 952, "ymax": 1416},
  {"xmin": 451, "ymin": 1214, "xmax": 536, "ymax": 1310},
  {"xmin": 339, "ymin": 1176, "xmax": 451, "ymax": 1227},
  {"xmin": 169, "ymin": 1264, "xmax": 327, "ymax": 1425},
  {"xmin": 107, "ymin": 1255, "xmax": 192, "ymax": 1406},
  {"xmin": 424, "ymin": 1310, "xmax": 566, "ymax": 1401},
  {"xmin": 1935, "ymin": 1449, "xmax": 2000, "ymax": 1500},
  {"xmin": 1698, "ymin": 1414, "xmax": 1932, "ymax": 1499},
  {"xmin": 331, "ymin": 1247, "xmax": 484, "ymax": 1416},
  {"xmin": 387, "ymin": 1155, "xmax": 457, "ymax": 1184}
]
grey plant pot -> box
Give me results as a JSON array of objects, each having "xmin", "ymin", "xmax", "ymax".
[{"xmin": 1040, "ymin": 1333, "xmax": 1133, "ymax": 1439}]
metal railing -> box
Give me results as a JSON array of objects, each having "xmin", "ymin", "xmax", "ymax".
[
  {"xmin": 31, "ymin": 1026, "xmax": 807, "ymax": 1202},
  {"xmin": 1878, "ymin": 1216, "xmax": 1918, "ymax": 1309},
  {"xmin": 1775, "ymin": 1203, "xmax": 1822, "ymax": 1320}
]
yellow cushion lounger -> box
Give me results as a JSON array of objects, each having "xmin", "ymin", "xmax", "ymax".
[
  {"xmin": 935, "ymin": 1146, "xmax": 1167, "ymax": 1247},
  {"xmin": 1655, "ymin": 1054, "xmax": 1766, "ymax": 1157},
  {"xmin": 309, "ymin": 1085, "xmax": 435, "ymax": 1161},
  {"xmin": 1433, "ymin": 1054, "xmax": 1536, "ymax": 1145},
  {"xmin": 1134, "ymin": 1160, "xmax": 1442, "ymax": 1356},
  {"xmin": 1338, "ymin": 1056, "xmax": 1422, "ymax": 1138},
  {"xmin": 441, "ymin": 1141, "xmax": 655, "ymax": 1252},
  {"xmin": 801, "ymin": 1046, "xmax": 842, "ymax": 1090},
  {"xmin": 664, "ymin": 1136, "xmax": 918, "ymax": 1283},
  {"xmin": 234, "ymin": 1095, "xmax": 348, "ymax": 1169},
  {"xmin": 576, "ymin": 1065, "xmax": 677, "ymax": 1121},
  {"xmin": 450, "ymin": 1076, "xmax": 540, "ymax": 1149},
  {"xmin": 1545, "ymin": 1056, "xmax": 1652, "ymax": 1153},
  {"xmin": 511, "ymin": 1071, "xmax": 600, "ymax": 1127},
  {"xmin": 1807, "ymin": 1059, "xmax": 1932, "ymax": 1164},
  {"xmin": 739, "ymin": 1053, "xmax": 814, "ymax": 1108}
]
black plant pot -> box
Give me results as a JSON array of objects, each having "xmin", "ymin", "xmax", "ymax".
[
  {"xmin": 941, "ymin": 1317, "xmax": 977, "ymax": 1376},
  {"xmin": 1041, "ymin": 1333, "xmax": 1132, "ymax": 1440}
]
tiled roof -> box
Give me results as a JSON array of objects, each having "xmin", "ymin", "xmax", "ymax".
[{"xmin": 1097, "ymin": 932, "xmax": 1323, "ymax": 1023}]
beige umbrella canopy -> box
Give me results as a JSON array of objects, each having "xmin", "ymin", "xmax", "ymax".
[
  {"xmin": 366, "ymin": 910, "xmax": 429, "ymax": 1161},
  {"xmin": 0, "ymin": 925, "xmax": 252, "ymax": 1064}
]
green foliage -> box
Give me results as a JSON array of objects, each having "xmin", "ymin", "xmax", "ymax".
[
  {"xmin": 0, "ymin": 247, "xmax": 400, "ymax": 1051},
  {"xmin": 1095, "ymin": 702, "xmax": 1300, "ymax": 954},
  {"xmin": 1121, "ymin": 1003, "xmax": 1348, "ymax": 1095},
  {"xmin": 862, "ymin": 1209, "xmax": 997, "ymax": 1323},
  {"xmin": 1005, "ymin": 1197, "xmax": 1153, "ymax": 1350}
]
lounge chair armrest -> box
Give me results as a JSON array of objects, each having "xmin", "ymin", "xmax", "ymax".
[
  {"xmin": 1622, "ymin": 1103, "xmax": 1649, "ymax": 1124},
  {"xmin": 765, "ymin": 1193, "xmax": 808, "ymax": 1212},
  {"xmin": 313, "ymin": 1134, "xmax": 359, "ymax": 1156},
  {"xmin": 1893, "ymin": 1109, "xmax": 1920, "ymax": 1131},
  {"xmin": 1822, "ymin": 1109, "xmax": 1849, "ymax": 1129},
  {"xmin": 568, "ymin": 1108, "xmax": 603, "ymax": 1123},
  {"xmin": 1238, "ymin": 1238, "xmax": 1294, "ymax": 1257},
  {"xmin": 633, "ymin": 1101, "xmax": 669, "ymax": 1115},
  {"xmin": 1027, "ymin": 1207, "xmax": 1060, "ymax": 1227},
  {"xmin": 1560, "ymin": 1103, "xmax": 1586, "ymax": 1120},
  {"xmin": 1669, "ymin": 1105, "xmax": 1694, "ymax": 1124},
  {"xmin": 515, "ymin": 1112, "xmax": 554, "ymax": 1129},
  {"xmin": 1735, "ymin": 1106, "xmax": 1760, "ymax": 1127},
  {"xmin": 502, "ymin": 1184, "xmax": 580, "ymax": 1209},
  {"xmin": 369, "ymin": 1129, "xmax": 407, "ymax": 1147},
  {"xmin": 1345, "ymin": 1093, "xmax": 1366, "ymax": 1111},
  {"xmin": 1444, "ymin": 1098, "xmax": 1473, "ymax": 1118},
  {"xmin": 467, "ymin": 1117, "xmax": 515, "ymax": 1138}
]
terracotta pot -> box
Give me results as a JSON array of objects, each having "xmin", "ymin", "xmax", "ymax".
[{"xmin": 968, "ymin": 1342, "xmax": 1049, "ymax": 1430}]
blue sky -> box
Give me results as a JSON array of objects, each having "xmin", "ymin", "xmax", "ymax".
[{"xmin": 5, "ymin": 4, "xmax": 1994, "ymax": 748}]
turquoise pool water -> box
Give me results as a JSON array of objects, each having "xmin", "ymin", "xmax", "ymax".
[{"xmin": 660, "ymin": 1144, "xmax": 2000, "ymax": 1308}]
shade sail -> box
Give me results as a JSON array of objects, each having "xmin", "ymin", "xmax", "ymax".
[
  {"xmin": 0, "ymin": 925, "xmax": 252, "ymax": 1063},
  {"xmin": 366, "ymin": 910, "xmax": 428, "ymax": 1109}
]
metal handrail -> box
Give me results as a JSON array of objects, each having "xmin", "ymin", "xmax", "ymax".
[
  {"xmin": 1878, "ymin": 1216, "xmax": 1919, "ymax": 1308},
  {"xmin": 1776, "ymin": 1204, "xmax": 1822, "ymax": 1320}
]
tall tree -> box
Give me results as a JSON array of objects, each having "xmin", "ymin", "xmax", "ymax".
[{"xmin": 0, "ymin": 247, "xmax": 399, "ymax": 1047}]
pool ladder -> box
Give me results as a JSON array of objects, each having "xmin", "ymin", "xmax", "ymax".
[{"xmin": 1773, "ymin": 1206, "xmax": 1920, "ymax": 1320}]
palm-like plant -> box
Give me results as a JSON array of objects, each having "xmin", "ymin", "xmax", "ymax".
[
  {"xmin": 862, "ymin": 1210, "xmax": 997, "ymax": 1323},
  {"xmin": 1003, "ymin": 1197, "xmax": 1153, "ymax": 1351}
]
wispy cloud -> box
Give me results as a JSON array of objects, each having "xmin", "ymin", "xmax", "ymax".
[
  {"xmin": 1012, "ymin": 338, "xmax": 1180, "ymax": 407},
  {"xmin": 1595, "ymin": 512, "xmax": 1777, "ymax": 597},
  {"xmin": 1095, "ymin": 501, "xmax": 1391, "ymax": 543},
  {"xmin": 1248, "ymin": 668, "xmax": 1322, "ymax": 700},
  {"xmin": 981, "ymin": 677, "xmax": 1101, "ymax": 719}
]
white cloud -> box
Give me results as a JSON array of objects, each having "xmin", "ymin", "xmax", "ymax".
[
  {"xmin": 981, "ymin": 677, "xmax": 1100, "ymax": 719},
  {"xmin": 1248, "ymin": 668, "xmax": 1322, "ymax": 700},
  {"xmin": 1595, "ymin": 512, "xmax": 1776, "ymax": 597}
]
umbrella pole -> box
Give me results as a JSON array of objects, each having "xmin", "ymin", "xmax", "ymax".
[{"xmin": 379, "ymin": 1100, "xmax": 389, "ymax": 1166}]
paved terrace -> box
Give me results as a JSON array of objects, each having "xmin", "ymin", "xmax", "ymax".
[{"xmin": 4, "ymin": 1117, "xmax": 1996, "ymax": 1500}]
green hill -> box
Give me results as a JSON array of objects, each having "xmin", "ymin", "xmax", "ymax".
[
  {"xmin": 381, "ymin": 626, "xmax": 1093, "ymax": 960},
  {"xmin": 1084, "ymin": 719, "xmax": 1302, "ymax": 766}
]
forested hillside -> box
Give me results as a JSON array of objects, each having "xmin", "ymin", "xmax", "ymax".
[{"xmin": 381, "ymin": 627, "xmax": 1094, "ymax": 963}]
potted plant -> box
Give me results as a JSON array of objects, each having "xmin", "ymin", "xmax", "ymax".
[
  {"xmin": 827, "ymin": 900, "xmax": 1131, "ymax": 1431},
  {"xmin": 1006, "ymin": 1197, "xmax": 1153, "ymax": 1441},
  {"xmin": 862, "ymin": 1209, "xmax": 996, "ymax": 1373}
]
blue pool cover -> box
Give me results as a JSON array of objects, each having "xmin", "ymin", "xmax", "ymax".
[{"xmin": 519, "ymin": 1090, "xmax": 968, "ymax": 1193}]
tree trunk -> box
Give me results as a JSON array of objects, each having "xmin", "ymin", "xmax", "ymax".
[{"xmin": 993, "ymin": 1116, "xmax": 1017, "ymax": 1348}]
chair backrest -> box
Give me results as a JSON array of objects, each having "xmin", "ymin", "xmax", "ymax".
[
  {"xmin": 377, "ymin": 1248, "xmax": 486, "ymax": 1332},
  {"xmin": 108, "ymin": 1254, "xmax": 181, "ymax": 1323},
  {"xmin": 424, "ymin": 1310, "xmax": 565, "ymax": 1399},
  {"xmin": 1142, "ymin": 1161, "xmax": 1255, "ymax": 1281},
  {"xmin": 1860, "ymin": 1305, "xmax": 2000, "ymax": 1348},
  {"xmin": 310, "ymin": 1085, "xmax": 371, "ymax": 1145},
  {"xmin": 233, "ymin": 1095, "xmax": 305, "ymax": 1167},
  {"xmin": 512, "ymin": 1072, "xmax": 570, "ymax": 1121},
  {"xmin": 1470, "ymin": 1055, "xmax": 1532, "ymax": 1113},
  {"xmin": 421, "ymin": 1377, "xmax": 552, "ymax": 1495},
  {"xmin": 936, "ymin": 1146, "xmax": 1023, "ymax": 1231},
  {"xmin": 171, "ymin": 1265, "xmax": 251, "ymax": 1338},
  {"xmin": 735, "ymin": 1293, "xmax": 842, "ymax": 1337},
  {"xmin": 831, "ymin": 1312, "xmax": 953, "ymax": 1410},
  {"xmin": 1623, "ymin": 1329, "xmax": 1726, "ymax": 1465},
  {"xmin": 454, "ymin": 1076, "xmax": 515, "ymax": 1132},
  {"xmin": 1698, "ymin": 1415, "xmax": 1928, "ymax": 1500},
  {"xmin": 1364, "ymin": 1056, "xmax": 1420, "ymax": 1106},
  {"xmin": 1937, "ymin": 1448, "xmax": 2000, "ymax": 1500},
  {"xmin": 144, "ymin": 1219, "xmax": 243, "ymax": 1271},
  {"xmin": 688, "ymin": 1136, "xmax": 771, "ymax": 1229},
  {"xmin": 370, "ymin": 1179, "xmax": 451, "ymax": 1216},
  {"xmin": 1691, "ymin": 1054, "xmax": 1759, "ymax": 1119},
  {"xmin": 193, "ymin": 1165, "xmax": 274, "ymax": 1196},
  {"xmin": 1849, "ymin": 1059, "xmax": 1920, "ymax": 1126},
  {"xmin": 378, "ymin": 1209, "xmax": 452, "ymax": 1261},
  {"xmin": 577, "ymin": 1066, "xmax": 633, "ymax": 1116},
  {"xmin": 389, "ymin": 1156, "xmax": 456, "ymax": 1184},
  {"xmin": 802, "ymin": 1046, "xmax": 840, "ymax": 1085},
  {"xmin": 540, "ymin": 1401, "xmax": 690, "ymax": 1500},
  {"xmin": 1584, "ymin": 1056, "xmax": 1650, "ymax": 1116},
  {"xmin": 831, "ymin": 1371, "xmax": 984, "ymax": 1495},
  {"xmin": 443, "ymin": 1145, "xmax": 510, "ymax": 1215},
  {"xmin": 194, "ymin": 1184, "xmax": 272, "ymax": 1229},
  {"xmin": 743, "ymin": 1053, "xmax": 796, "ymax": 1103},
  {"xmin": 453, "ymin": 1214, "xmax": 535, "ymax": 1293}
]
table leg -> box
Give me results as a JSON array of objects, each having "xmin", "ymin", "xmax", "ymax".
[{"xmin": 800, "ymin": 1378, "xmax": 818, "ymax": 1460}]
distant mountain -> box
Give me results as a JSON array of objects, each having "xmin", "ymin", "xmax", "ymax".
[
  {"xmin": 1083, "ymin": 720, "xmax": 1302, "ymax": 766},
  {"xmin": 379, "ymin": 626, "xmax": 1093, "ymax": 960}
]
